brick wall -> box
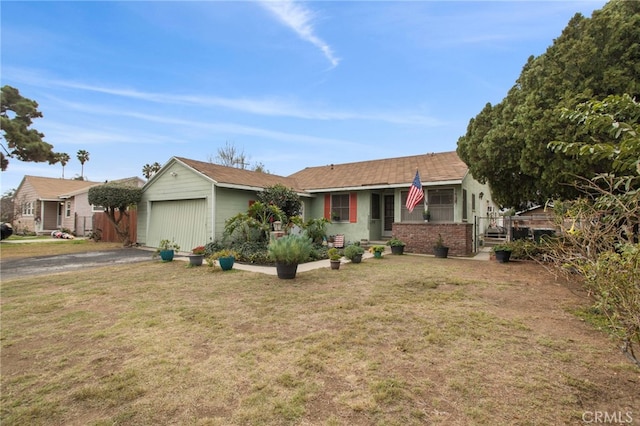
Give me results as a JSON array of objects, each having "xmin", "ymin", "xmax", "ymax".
[{"xmin": 392, "ymin": 223, "xmax": 473, "ymax": 256}]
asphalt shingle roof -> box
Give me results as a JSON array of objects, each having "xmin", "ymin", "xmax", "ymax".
[
  {"xmin": 20, "ymin": 176, "xmax": 101, "ymax": 199},
  {"xmin": 288, "ymin": 151, "xmax": 468, "ymax": 191},
  {"xmin": 176, "ymin": 157, "xmax": 305, "ymax": 192}
]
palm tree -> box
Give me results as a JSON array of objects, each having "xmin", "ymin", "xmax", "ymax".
[
  {"xmin": 142, "ymin": 162, "xmax": 162, "ymax": 179},
  {"xmin": 77, "ymin": 150, "xmax": 90, "ymax": 179},
  {"xmin": 142, "ymin": 164, "xmax": 152, "ymax": 179},
  {"xmin": 56, "ymin": 153, "xmax": 70, "ymax": 178}
]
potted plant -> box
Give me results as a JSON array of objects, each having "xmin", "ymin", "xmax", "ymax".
[
  {"xmin": 492, "ymin": 244, "xmax": 512, "ymax": 263},
  {"xmin": 328, "ymin": 247, "xmax": 342, "ymax": 270},
  {"xmin": 433, "ymin": 234, "xmax": 449, "ymax": 258},
  {"xmin": 423, "ymin": 210, "xmax": 431, "ymax": 222},
  {"xmin": 209, "ymin": 248, "xmax": 238, "ymax": 271},
  {"xmin": 386, "ymin": 237, "xmax": 406, "ymax": 255},
  {"xmin": 369, "ymin": 245, "xmax": 385, "ymax": 259},
  {"xmin": 188, "ymin": 245, "xmax": 206, "ymax": 266},
  {"xmin": 268, "ymin": 234, "xmax": 313, "ymax": 279},
  {"xmin": 344, "ymin": 243, "xmax": 365, "ymax": 264},
  {"xmin": 156, "ymin": 239, "xmax": 180, "ymax": 262}
]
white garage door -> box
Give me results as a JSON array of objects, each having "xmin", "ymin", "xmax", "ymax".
[{"xmin": 147, "ymin": 199, "xmax": 207, "ymax": 250}]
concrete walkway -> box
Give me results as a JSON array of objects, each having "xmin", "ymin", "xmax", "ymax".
[{"xmin": 177, "ymin": 246, "xmax": 491, "ymax": 276}]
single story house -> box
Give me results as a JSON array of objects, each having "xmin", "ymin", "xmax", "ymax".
[
  {"xmin": 12, "ymin": 175, "xmax": 144, "ymax": 236},
  {"xmin": 137, "ymin": 152, "xmax": 497, "ymax": 255}
]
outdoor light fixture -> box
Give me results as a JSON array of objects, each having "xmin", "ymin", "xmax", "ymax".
[{"xmin": 170, "ymin": 172, "xmax": 178, "ymax": 177}]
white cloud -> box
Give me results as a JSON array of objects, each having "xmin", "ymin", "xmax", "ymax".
[{"xmin": 258, "ymin": 0, "xmax": 340, "ymax": 68}]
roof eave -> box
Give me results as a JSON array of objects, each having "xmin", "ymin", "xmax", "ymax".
[
  {"xmin": 303, "ymin": 179, "xmax": 464, "ymax": 193},
  {"xmin": 216, "ymin": 182, "xmax": 312, "ymax": 197}
]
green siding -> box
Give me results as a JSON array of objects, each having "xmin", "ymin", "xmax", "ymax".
[
  {"xmin": 214, "ymin": 188, "xmax": 257, "ymax": 240},
  {"xmin": 147, "ymin": 199, "xmax": 207, "ymax": 250},
  {"xmin": 138, "ymin": 162, "xmax": 215, "ymax": 248}
]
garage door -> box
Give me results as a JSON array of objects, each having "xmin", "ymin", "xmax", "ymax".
[{"xmin": 147, "ymin": 199, "xmax": 207, "ymax": 250}]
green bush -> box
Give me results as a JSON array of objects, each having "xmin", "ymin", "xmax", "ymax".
[
  {"xmin": 492, "ymin": 240, "xmax": 549, "ymax": 261},
  {"xmin": 582, "ymin": 244, "xmax": 640, "ymax": 367},
  {"xmin": 303, "ymin": 217, "xmax": 330, "ymax": 245},
  {"xmin": 344, "ymin": 244, "xmax": 365, "ymax": 260},
  {"xmin": 235, "ymin": 241, "xmax": 270, "ymax": 264},
  {"xmin": 309, "ymin": 245, "xmax": 329, "ymax": 262},
  {"xmin": 268, "ymin": 234, "xmax": 313, "ymax": 265}
]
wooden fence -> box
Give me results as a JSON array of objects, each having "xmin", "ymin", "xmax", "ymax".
[{"xmin": 92, "ymin": 210, "xmax": 137, "ymax": 244}]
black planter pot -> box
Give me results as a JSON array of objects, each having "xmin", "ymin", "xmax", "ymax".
[
  {"xmin": 433, "ymin": 246, "xmax": 449, "ymax": 258},
  {"xmin": 494, "ymin": 250, "xmax": 512, "ymax": 263},
  {"xmin": 350, "ymin": 254, "xmax": 363, "ymax": 264},
  {"xmin": 390, "ymin": 245, "xmax": 405, "ymax": 255},
  {"xmin": 276, "ymin": 262, "xmax": 298, "ymax": 279},
  {"xmin": 330, "ymin": 260, "xmax": 341, "ymax": 270}
]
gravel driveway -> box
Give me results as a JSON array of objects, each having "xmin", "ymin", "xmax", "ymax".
[{"xmin": 0, "ymin": 248, "xmax": 154, "ymax": 280}]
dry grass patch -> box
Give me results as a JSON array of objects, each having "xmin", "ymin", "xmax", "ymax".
[{"xmin": 1, "ymin": 251, "xmax": 638, "ymax": 425}]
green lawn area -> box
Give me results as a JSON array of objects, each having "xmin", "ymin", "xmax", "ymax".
[{"xmin": 1, "ymin": 243, "xmax": 638, "ymax": 425}]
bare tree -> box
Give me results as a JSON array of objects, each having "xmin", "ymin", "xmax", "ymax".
[{"xmin": 211, "ymin": 142, "xmax": 249, "ymax": 169}]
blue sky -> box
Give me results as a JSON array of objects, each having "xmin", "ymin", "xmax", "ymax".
[{"xmin": 1, "ymin": 0, "xmax": 607, "ymax": 193}]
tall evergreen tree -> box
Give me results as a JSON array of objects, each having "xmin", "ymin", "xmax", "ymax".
[
  {"xmin": 457, "ymin": 0, "xmax": 640, "ymax": 208},
  {"xmin": 0, "ymin": 85, "xmax": 62, "ymax": 171}
]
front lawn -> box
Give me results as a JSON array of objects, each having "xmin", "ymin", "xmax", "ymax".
[{"xmin": 1, "ymin": 250, "xmax": 637, "ymax": 425}]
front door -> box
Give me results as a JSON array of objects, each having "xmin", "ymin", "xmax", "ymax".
[{"xmin": 383, "ymin": 194, "xmax": 394, "ymax": 237}]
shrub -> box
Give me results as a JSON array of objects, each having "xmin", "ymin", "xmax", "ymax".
[
  {"xmin": 328, "ymin": 247, "xmax": 342, "ymax": 261},
  {"xmin": 344, "ymin": 244, "xmax": 365, "ymax": 260},
  {"xmin": 268, "ymin": 234, "xmax": 313, "ymax": 265}
]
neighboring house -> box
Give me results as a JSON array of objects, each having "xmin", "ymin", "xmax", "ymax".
[
  {"xmin": 12, "ymin": 175, "xmax": 144, "ymax": 236},
  {"xmin": 138, "ymin": 152, "xmax": 498, "ymax": 255}
]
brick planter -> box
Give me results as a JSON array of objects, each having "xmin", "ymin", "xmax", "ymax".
[{"xmin": 392, "ymin": 223, "xmax": 473, "ymax": 257}]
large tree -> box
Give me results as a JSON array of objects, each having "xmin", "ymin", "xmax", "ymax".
[
  {"xmin": 457, "ymin": 0, "xmax": 640, "ymax": 208},
  {"xmin": 0, "ymin": 85, "xmax": 62, "ymax": 171},
  {"xmin": 88, "ymin": 183, "xmax": 142, "ymax": 246}
]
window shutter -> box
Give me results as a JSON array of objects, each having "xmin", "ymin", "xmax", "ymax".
[
  {"xmin": 349, "ymin": 192, "xmax": 357, "ymax": 223},
  {"xmin": 324, "ymin": 194, "xmax": 331, "ymax": 220}
]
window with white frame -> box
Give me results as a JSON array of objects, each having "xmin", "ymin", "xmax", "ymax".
[
  {"xmin": 400, "ymin": 191, "xmax": 425, "ymax": 222},
  {"xmin": 65, "ymin": 201, "xmax": 72, "ymax": 218},
  {"xmin": 22, "ymin": 201, "xmax": 34, "ymax": 216},
  {"xmin": 331, "ymin": 194, "xmax": 350, "ymax": 222},
  {"xmin": 427, "ymin": 189, "xmax": 454, "ymax": 222}
]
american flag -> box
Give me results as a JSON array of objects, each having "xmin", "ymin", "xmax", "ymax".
[{"xmin": 406, "ymin": 170, "xmax": 424, "ymax": 212}]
